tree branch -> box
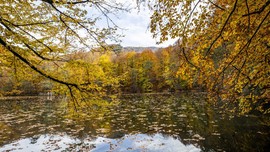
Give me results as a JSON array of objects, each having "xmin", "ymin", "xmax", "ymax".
[
  {"xmin": 49, "ymin": 3, "xmax": 108, "ymax": 50},
  {"xmin": 216, "ymin": 9, "xmax": 270, "ymax": 83},
  {"xmin": 208, "ymin": 0, "xmax": 225, "ymax": 11},
  {"xmin": 232, "ymin": 59, "xmax": 252, "ymax": 84},
  {"xmin": 242, "ymin": 0, "xmax": 270, "ymax": 16},
  {"xmin": 67, "ymin": 85, "xmax": 80, "ymax": 112},
  {"xmin": 182, "ymin": 48, "xmax": 199, "ymax": 70},
  {"xmin": 59, "ymin": 15, "xmax": 91, "ymax": 49},
  {"xmin": 42, "ymin": 0, "xmax": 91, "ymax": 5},
  {"xmin": 0, "ymin": 37, "xmax": 79, "ymax": 89},
  {"xmin": 178, "ymin": 0, "xmax": 201, "ymax": 70},
  {"xmin": 205, "ymin": 0, "xmax": 238, "ymax": 56},
  {"xmin": 245, "ymin": 0, "xmax": 250, "ymax": 31},
  {"xmin": 0, "ymin": 18, "xmax": 66, "ymax": 61},
  {"xmin": 13, "ymin": 21, "xmax": 56, "ymax": 26},
  {"xmin": 183, "ymin": 0, "xmax": 201, "ymax": 39}
]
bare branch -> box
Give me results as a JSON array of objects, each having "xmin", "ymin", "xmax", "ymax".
[
  {"xmin": 49, "ymin": 3, "xmax": 108, "ymax": 50},
  {"xmin": 95, "ymin": 3, "xmax": 122, "ymax": 29},
  {"xmin": 59, "ymin": 15, "xmax": 91, "ymax": 49}
]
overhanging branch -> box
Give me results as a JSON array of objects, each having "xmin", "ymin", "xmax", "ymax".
[
  {"xmin": 215, "ymin": 9, "xmax": 270, "ymax": 84},
  {"xmin": 42, "ymin": 0, "xmax": 91, "ymax": 5},
  {"xmin": 0, "ymin": 37, "xmax": 79, "ymax": 89},
  {"xmin": 205, "ymin": 0, "xmax": 238, "ymax": 56}
]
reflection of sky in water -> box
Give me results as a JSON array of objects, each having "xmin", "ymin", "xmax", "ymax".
[
  {"xmin": 2, "ymin": 95, "xmax": 268, "ymax": 151},
  {"xmin": 0, "ymin": 133, "xmax": 200, "ymax": 152}
]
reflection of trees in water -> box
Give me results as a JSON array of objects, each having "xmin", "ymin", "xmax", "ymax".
[
  {"xmin": 0, "ymin": 94, "xmax": 269, "ymax": 151},
  {"xmin": 0, "ymin": 98, "xmax": 65, "ymax": 146},
  {"xmin": 102, "ymin": 94, "xmax": 270, "ymax": 151}
]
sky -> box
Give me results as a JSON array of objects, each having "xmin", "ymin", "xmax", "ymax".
[{"xmin": 104, "ymin": 1, "xmax": 178, "ymax": 47}]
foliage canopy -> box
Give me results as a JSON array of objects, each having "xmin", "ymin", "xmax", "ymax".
[
  {"xmin": 0, "ymin": 0, "xmax": 127, "ymax": 101},
  {"xmin": 146, "ymin": 0, "xmax": 270, "ymax": 113},
  {"xmin": 0, "ymin": 0, "xmax": 269, "ymax": 114}
]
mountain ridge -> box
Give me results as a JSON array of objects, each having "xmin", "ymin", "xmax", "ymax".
[{"xmin": 122, "ymin": 46, "xmax": 161, "ymax": 52}]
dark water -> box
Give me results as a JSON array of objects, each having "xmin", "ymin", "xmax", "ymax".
[{"xmin": 0, "ymin": 94, "xmax": 269, "ymax": 151}]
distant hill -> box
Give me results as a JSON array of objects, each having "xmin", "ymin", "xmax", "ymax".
[{"xmin": 123, "ymin": 46, "xmax": 161, "ymax": 52}]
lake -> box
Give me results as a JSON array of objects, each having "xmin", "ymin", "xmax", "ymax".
[{"xmin": 0, "ymin": 93, "xmax": 269, "ymax": 151}]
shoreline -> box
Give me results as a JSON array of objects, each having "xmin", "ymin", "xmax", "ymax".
[{"xmin": 0, "ymin": 95, "xmax": 54, "ymax": 101}]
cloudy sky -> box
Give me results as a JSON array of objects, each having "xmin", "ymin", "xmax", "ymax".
[{"xmin": 104, "ymin": 1, "xmax": 177, "ymax": 47}]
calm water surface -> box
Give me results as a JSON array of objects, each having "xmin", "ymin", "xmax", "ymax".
[{"xmin": 0, "ymin": 93, "xmax": 269, "ymax": 151}]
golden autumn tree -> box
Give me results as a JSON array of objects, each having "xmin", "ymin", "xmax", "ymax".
[
  {"xmin": 0, "ymin": 45, "xmax": 52, "ymax": 96},
  {"xmin": 155, "ymin": 46, "xmax": 186, "ymax": 91},
  {"xmin": 114, "ymin": 51, "xmax": 138, "ymax": 92},
  {"xmin": 136, "ymin": 49, "xmax": 159, "ymax": 92},
  {"xmin": 0, "ymin": 0, "xmax": 128, "ymax": 98},
  {"xmin": 146, "ymin": 0, "xmax": 270, "ymax": 114}
]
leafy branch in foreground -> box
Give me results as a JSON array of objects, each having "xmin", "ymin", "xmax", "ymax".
[
  {"xmin": 0, "ymin": 0, "xmax": 128, "ymax": 101},
  {"xmin": 145, "ymin": 0, "xmax": 270, "ymax": 114}
]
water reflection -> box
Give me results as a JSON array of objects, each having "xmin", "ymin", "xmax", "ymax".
[
  {"xmin": 0, "ymin": 133, "xmax": 200, "ymax": 152},
  {"xmin": 0, "ymin": 94, "xmax": 269, "ymax": 151}
]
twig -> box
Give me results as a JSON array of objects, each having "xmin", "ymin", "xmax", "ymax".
[
  {"xmin": 41, "ymin": 0, "xmax": 91, "ymax": 5},
  {"xmin": 242, "ymin": 0, "xmax": 270, "ymax": 16},
  {"xmin": 245, "ymin": 0, "xmax": 250, "ymax": 31},
  {"xmin": 208, "ymin": 0, "xmax": 225, "ymax": 11},
  {"xmin": 180, "ymin": 0, "xmax": 201, "ymax": 69}
]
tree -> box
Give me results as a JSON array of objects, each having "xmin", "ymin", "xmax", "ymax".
[
  {"xmin": 146, "ymin": 0, "xmax": 270, "ymax": 114},
  {"xmin": 0, "ymin": 0, "xmax": 128, "ymax": 98},
  {"xmin": 137, "ymin": 49, "xmax": 158, "ymax": 92},
  {"xmin": 156, "ymin": 46, "xmax": 186, "ymax": 91}
]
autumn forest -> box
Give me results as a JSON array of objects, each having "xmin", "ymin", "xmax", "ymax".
[
  {"xmin": 0, "ymin": 0, "xmax": 270, "ymax": 151},
  {"xmin": 1, "ymin": 0, "xmax": 269, "ymax": 114}
]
